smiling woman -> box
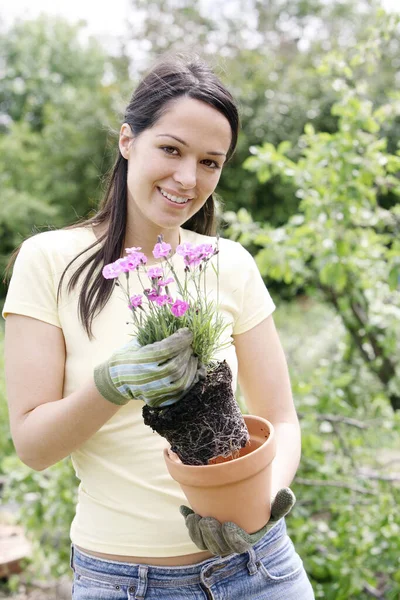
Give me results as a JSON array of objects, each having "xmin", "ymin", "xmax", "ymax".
[
  {"xmin": 118, "ymin": 97, "xmax": 232, "ymax": 247},
  {"xmin": 3, "ymin": 53, "xmax": 314, "ymax": 599}
]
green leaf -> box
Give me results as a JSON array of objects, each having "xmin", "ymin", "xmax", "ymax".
[
  {"xmin": 320, "ymin": 262, "xmax": 348, "ymax": 292},
  {"xmin": 388, "ymin": 267, "xmax": 399, "ymax": 291}
]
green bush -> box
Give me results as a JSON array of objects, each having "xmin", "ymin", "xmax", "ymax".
[
  {"xmin": 274, "ymin": 301, "xmax": 400, "ymax": 599},
  {"xmin": 291, "ymin": 338, "xmax": 399, "ymax": 598},
  {"xmin": 0, "ymin": 325, "xmax": 14, "ymax": 472},
  {"xmin": 227, "ymin": 10, "xmax": 400, "ymax": 412},
  {"xmin": 1, "ymin": 455, "xmax": 78, "ymax": 581}
]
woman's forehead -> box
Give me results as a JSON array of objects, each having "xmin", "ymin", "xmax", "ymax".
[{"xmin": 150, "ymin": 97, "xmax": 232, "ymax": 154}]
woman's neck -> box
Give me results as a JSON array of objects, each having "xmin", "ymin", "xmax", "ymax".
[{"xmin": 91, "ymin": 221, "xmax": 182, "ymax": 264}]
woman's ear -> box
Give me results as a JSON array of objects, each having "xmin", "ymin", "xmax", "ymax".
[{"xmin": 119, "ymin": 123, "xmax": 134, "ymax": 159}]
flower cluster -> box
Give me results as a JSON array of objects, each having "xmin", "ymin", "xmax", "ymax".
[
  {"xmin": 102, "ymin": 249, "xmax": 147, "ymax": 279},
  {"xmin": 176, "ymin": 242, "xmax": 215, "ymax": 267},
  {"xmin": 101, "ymin": 236, "xmax": 225, "ymax": 364}
]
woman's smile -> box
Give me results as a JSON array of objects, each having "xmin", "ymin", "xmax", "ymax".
[{"xmin": 158, "ymin": 186, "xmax": 193, "ymax": 206}]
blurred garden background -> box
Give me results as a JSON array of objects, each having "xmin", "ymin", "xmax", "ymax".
[{"xmin": 0, "ymin": 0, "xmax": 400, "ymax": 598}]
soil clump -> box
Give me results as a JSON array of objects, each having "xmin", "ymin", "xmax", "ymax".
[{"xmin": 143, "ymin": 361, "xmax": 249, "ymax": 465}]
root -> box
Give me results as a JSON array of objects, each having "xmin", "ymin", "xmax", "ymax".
[{"xmin": 142, "ymin": 361, "xmax": 249, "ymax": 465}]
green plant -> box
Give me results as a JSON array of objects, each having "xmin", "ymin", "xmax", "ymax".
[
  {"xmin": 104, "ymin": 238, "xmax": 229, "ymax": 368},
  {"xmin": 0, "ymin": 325, "xmax": 14, "ymax": 474},
  {"xmin": 264, "ymin": 300, "xmax": 400, "ymax": 598},
  {"xmin": 2, "ymin": 454, "xmax": 78, "ymax": 580},
  {"xmin": 227, "ymin": 10, "xmax": 400, "ymax": 411},
  {"xmin": 290, "ymin": 354, "xmax": 400, "ymax": 599}
]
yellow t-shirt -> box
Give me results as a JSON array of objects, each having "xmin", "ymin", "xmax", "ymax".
[{"xmin": 3, "ymin": 225, "xmax": 275, "ymax": 556}]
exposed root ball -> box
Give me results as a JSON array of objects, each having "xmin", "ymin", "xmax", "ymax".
[{"xmin": 142, "ymin": 361, "xmax": 249, "ymax": 465}]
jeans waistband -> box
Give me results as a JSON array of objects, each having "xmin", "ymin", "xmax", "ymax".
[{"xmin": 71, "ymin": 518, "xmax": 287, "ymax": 587}]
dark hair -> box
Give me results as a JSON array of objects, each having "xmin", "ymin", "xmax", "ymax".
[{"xmin": 58, "ymin": 54, "xmax": 239, "ymax": 337}]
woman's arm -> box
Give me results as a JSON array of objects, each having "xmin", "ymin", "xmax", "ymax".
[
  {"xmin": 233, "ymin": 314, "xmax": 301, "ymax": 498},
  {"xmin": 5, "ymin": 314, "xmax": 120, "ymax": 471}
]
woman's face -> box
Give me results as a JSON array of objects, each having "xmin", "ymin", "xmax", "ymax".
[{"xmin": 119, "ymin": 97, "xmax": 232, "ymax": 234}]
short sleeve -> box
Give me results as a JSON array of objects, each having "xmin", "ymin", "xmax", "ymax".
[
  {"xmin": 2, "ymin": 235, "xmax": 61, "ymax": 327},
  {"xmin": 232, "ymin": 243, "xmax": 275, "ymax": 335}
]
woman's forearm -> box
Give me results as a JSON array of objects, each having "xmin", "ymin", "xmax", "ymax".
[
  {"xmin": 15, "ymin": 379, "xmax": 120, "ymax": 471},
  {"xmin": 269, "ymin": 420, "xmax": 302, "ymax": 499}
]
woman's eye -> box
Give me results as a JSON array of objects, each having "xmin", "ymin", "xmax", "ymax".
[
  {"xmin": 160, "ymin": 146, "xmax": 220, "ymax": 169},
  {"xmin": 161, "ymin": 146, "xmax": 179, "ymax": 155},
  {"xmin": 202, "ymin": 159, "xmax": 220, "ymax": 169}
]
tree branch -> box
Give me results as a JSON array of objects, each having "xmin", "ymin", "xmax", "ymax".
[
  {"xmin": 298, "ymin": 412, "xmax": 370, "ymax": 428},
  {"xmin": 295, "ymin": 478, "xmax": 375, "ymax": 494},
  {"xmin": 356, "ymin": 469, "xmax": 400, "ymax": 483},
  {"xmin": 316, "ymin": 414, "xmax": 369, "ymax": 429},
  {"xmin": 362, "ymin": 582, "xmax": 386, "ymax": 599}
]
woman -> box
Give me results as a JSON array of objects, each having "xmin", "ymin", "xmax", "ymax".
[{"xmin": 3, "ymin": 54, "xmax": 315, "ymax": 599}]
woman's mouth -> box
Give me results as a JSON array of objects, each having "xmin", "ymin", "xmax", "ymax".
[{"xmin": 158, "ymin": 187, "xmax": 192, "ymax": 206}]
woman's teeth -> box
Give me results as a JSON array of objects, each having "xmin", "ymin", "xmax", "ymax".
[{"xmin": 159, "ymin": 188, "xmax": 190, "ymax": 204}]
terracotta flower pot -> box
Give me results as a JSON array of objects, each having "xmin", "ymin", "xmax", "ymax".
[{"xmin": 163, "ymin": 414, "xmax": 276, "ymax": 534}]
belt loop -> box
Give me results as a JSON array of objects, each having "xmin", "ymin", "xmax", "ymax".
[
  {"xmin": 246, "ymin": 546, "xmax": 258, "ymax": 576},
  {"xmin": 135, "ymin": 565, "xmax": 149, "ymax": 599},
  {"xmin": 69, "ymin": 544, "xmax": 75, "ymax": 571}
]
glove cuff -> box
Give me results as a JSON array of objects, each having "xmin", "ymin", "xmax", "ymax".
[{"xmin": 93, "ymin": 362, "xmax": 130, "ymax": 406}]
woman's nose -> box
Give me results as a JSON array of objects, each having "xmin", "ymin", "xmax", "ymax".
[{"xmin": 173, "ymin": 159, "xmax": 197, "ymax": 189}]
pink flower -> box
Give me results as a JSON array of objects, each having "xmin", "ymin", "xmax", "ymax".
[
  {"xmin": 159, "ymin": 277, "xmax": 174, "ymax": 287},
  {"xmin": 122, "ymin": 250, "xmax": 148, "ymax": 268},
  {"xmin": 107, "ymin": 254, "xmax": 143, "ymax": 274},
  {"xmin": 129, "ymin": 295, "xmax": 143, "ymax": 308},
  {"xmin": 102, "ymin": 255, "xmax": 142, "ymax": 278},
  {"xmin": 129, "ymin": 251, "xmax": 147, "ymax": 266},
  {"xmin": 197, "ymin": 243, "xmax": 215, "ymax": 260},
  {"xmin": 122, "ymin": 255, "xmax": 141, "ymax": 271},
  {"xmin": 171, "ymin": 299, "xmax": 190, "ymax": 317},
  {"xmin": 146, "ymin": 289, "xmax": 159, "ymax": 301},
  {"xmin": 125, "ymin": 246, "xmax": 142, "ymax": 254},
  {"xmin": 185, "ymin": 255, "xmax": 202, "ymax": 267},
  {"xmin": 155, "ymin": 294, "xmax": 173, "ymax": 307},
  {"xmin": 176, "ymin": 242, "xmax": 194, "ymax": 256},
  {"xmin": 153, "ymin": 242, "xmax": 172, "ymax": 259},
  {"xmin": 176, "ymin": 242, "xmax": 216, "ymax": 267},
  {"xmin": 102, "ymin": 263, "xmax": 122, "ymax": 279},
  {"xmin": 147, "ymin": 266, "xmax": 163, "ymax": 279}
]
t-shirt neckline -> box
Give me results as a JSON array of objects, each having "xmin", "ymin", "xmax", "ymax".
[{"xmin": 87, "ymin": 225, "xmax": 189, "ymax": 265}]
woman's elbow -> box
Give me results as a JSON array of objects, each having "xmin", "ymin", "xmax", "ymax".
[{"xmin": 12, "ymin": 437, "xmax": 51, "ymax": 471}]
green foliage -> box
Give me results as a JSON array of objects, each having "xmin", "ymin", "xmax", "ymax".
[
  {"xmin": 0, "ymin": 16, "xmax": 131, "ymax": 292},
  {"xmin": 135, "ymin": 258, "xmax": 229, "ymax": 367},
  {"xmin": 1, "ymin": 454, "xmax": 78, "ymax": 580},
  {"xmin": 274, "ymin": 300, "xmax": 400, "ymax": 599},
  {"xmin": 0, "ymin": 325, "xmax": 14, "ymax": 472},
  {"xmin": 228, "ymin": 11, "xmax": 400, "ymax": 410},
  {"xmin": 298, "ymin": 362, "xmax": 400, "ymax": 599},
  {"xmin": 129, "ymin": 0, "xmax": 400, "ymax": 226}
]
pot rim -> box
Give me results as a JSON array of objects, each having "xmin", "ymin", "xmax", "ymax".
[{"xmin": 164, "ymin": 414, "xmax": 274, "ymax": 472}]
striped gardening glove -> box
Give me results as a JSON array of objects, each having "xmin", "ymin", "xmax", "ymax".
[
  {"xmin": 180, "ymin": 488, "xmax": 296, "ymax": 556},
  {"xmin": 94, "ymin": 328, "xmax": 206, "ymax": 407}
]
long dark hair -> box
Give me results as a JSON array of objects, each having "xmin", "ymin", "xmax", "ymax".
[{"xmin": 39, "ymin": 55, "xmax": 239, "ymax": 337}]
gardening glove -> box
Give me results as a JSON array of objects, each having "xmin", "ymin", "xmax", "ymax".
[
  {"xmin": 180, "ymin": 487, "xmax": 295, "ymax": 556},
  {"xmin": 94, "ymin": 327, "xmax": 206, "ymax": 407}
]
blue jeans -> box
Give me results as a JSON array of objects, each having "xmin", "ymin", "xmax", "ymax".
[{"xmin": 70, "ymin": 519, "xmax": 314, "ymax": 599}]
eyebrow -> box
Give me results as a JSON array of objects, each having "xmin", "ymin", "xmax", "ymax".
[{"xmin": 156, "ymin": 134, "xmax": 227, "ymax": 157}]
